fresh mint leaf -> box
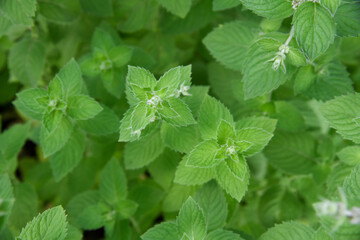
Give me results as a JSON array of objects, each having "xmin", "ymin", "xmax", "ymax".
[
  {"xmin": 0, "ymin": 174, "xmax": 14, "ymax": 230},
  {"xmin": 66, "ymin": 95, "xmax": 103, "ymax": 120},
  {"xmin": 240, "ymin": 0, "xmax": 293, "ymax": 19},
  {"xmin": 157, "ymin": 0, "xmax": 192, "ymax": 18}
]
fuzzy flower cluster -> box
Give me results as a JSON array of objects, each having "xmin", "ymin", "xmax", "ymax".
[{"xmin": 314, "ymin": 199, "xmax": 360, "ymax": 225}]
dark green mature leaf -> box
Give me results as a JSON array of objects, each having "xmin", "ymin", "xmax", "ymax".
[
  {"xmin": 79, "ymin": 0, "xmax": 113, "ymax": 17},
  {"xmin": 212, "ymin": 0, "xmax": 240, "ymax": 11},
  {"xmin": 203, "ymin": 21, "xmax": 260, "ymax": 71},
  {"xmin": 259, "ymin": 222, "xmax": 314, "ymax": 240},
  {"xmin": 335, "ymin": 1, "xmax": 360, "ymax": 37},
  {"xmin": 293, "ymin": 2, "xmax": 336, "ymax": 61}
]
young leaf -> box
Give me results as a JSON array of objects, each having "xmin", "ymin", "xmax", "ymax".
[
  {"xmin": 185, "ymin": 140, "xmax": 220, "ymax": 168},
  {"xmin": 91, "ymin": 28, "xmax": 115, "ymax": 53},
  {"xmin": 215, "ymin": 161, "xmax": 249, "ymax": 201},
  {"xmin": 177, "ymin": 197, "xmax": 207, "ymax": 240},
  {"xmin": 235, "ymin": 127, "xmax": 273, "ymax": 157},
  {"xmin": 43, "ymin": 110, "xmax": 63, "ymax": 133},
  {"xmin": 160, "ymin": 98, "xmax": 195, "ymax": 127},
  {"xmin": 100, "ymin": 158, "xmax": 128, "ymax": 206},
  {"xmin": 293, "ymin": 2, "xmax": 335, "ymax": 61},
  {"xmin": 175, "ymin": 157, "xmax": 216, "ymax": 186},
  {"xmin": 205, "ymin": 229, "xmax": 243, "ymax": 240},
  {"xmin": 198, "ymin": 96, "xmax": 233, "ymax": 140},
  {"xmin": 337, "ymin": 146, "xmax": 360, "ymax": 166},
  {"xmin": 14, "ymin": 88, "xmax": 48, "ymax": 120},
  {"xmin": 320, "ymin": 93, "xmax": 360, "ymax": 143},
  {"xmin": 154, "ymin": 65, "xmax": 191, "ymax": 97},
  {"xmin": 18, "ymin": 206, "xmax": 68, "ymax": 240},
  {"xmin": 157, "ymin": 0, "xmax": 192, "ymax": 18},
  {"xmin": 126, "ymin": 66, "xmax": 157, "ymax": 102},
  {"xmin": 322, "ymin": 0, "xmax": 341, "ymax": 14},
  {"xmin": 66, "ymin": 95, "xmax": 103, "ymax": 120}
]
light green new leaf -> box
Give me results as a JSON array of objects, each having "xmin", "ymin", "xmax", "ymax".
[
  {"xmin": 160, "ymin": 98, "xmax": 195, "ymax": 127},
  {"xmin": 235, "ymin": 116, "xmax": 277, "ymax": 133},
  {"xmin": 198, "ymin": 96, "xmax": 233, "ymax": 140},
  {"xmin": 43, "ymin": 110, "xmax": 63, "ymax": 133},
  {"xmin": 175, "ymin": 157, "xmax": 215, "ymax": 186},
  {"xmin": 14, "ymin": 88, "xmax": 48, "ymax": 120},
  {"xmin": 216, "ymin": 120, "xmax": 235, "ymax": 145},
  {"xmin": 49, "ymin": 128, "xmax": 86, "ymax": 181},
  {"xmin": 240, "ymin": 0, "xmax": 293, "ymax": 19},
  {"xmin": 264, "ymin": 131, "xmax": 316, "ymax": 174},
  {"xmin": 91, "ymin": 28, "xmax": 115, "ymax": 53},
  {"xmin": 195, "ymin": 181, "xmax": 227, "ymax": 232},
  {"xmin": 141, "ymin": 222, "xmax": 179, "ymax": 240},
  {"xmin": 160, "ymin": 123, "xmax": 201, "ymax": 153},
  {"xmin": 100, "ymin": 158, "xmax": 128, "ymax": 206},
  {"xmin": 235, "ymin": 127, "xmax": 273, "ymax": 157},
  {"xmin": 126, "ymin": 66, "xmax": 157, "ymax": 101},
  {"xmin": 119, "ymin": 106, "xmax": 139, "ymax": 142},
  {"xmin": 177, "ymin": 197, "xmax": 207, "ymax": 240},
  {"xmin": 157, "ymin": 0, "xmax": 192, "ymax": 18},
  {"xmin": 155, "ymin": 65, "xmax": 191, "ymax": 96},
  {"xmin": 0, "ymin": 174, "xmax": 14, "ymax": 230},
  {"xmin": 185, "ymin": 140, "xmax": 220, "ymax": 168},
  {"xmin": 212, "ymin": 0, "xmax": 240, "ymax": 11},
  {"xmin": 203, "ymin": 21, "xmax": 260, "ymax": 71},
  {"xmin": 337, "ymin": 146, "xmax": 360, "ymax": 166},
  {"xmin": 18, "ymin": 206, "xmax": 68, "ymax": 240},
  {"xmin": 205, "ymin": 229, "xmax": 244, "ymax": 240},
  {"xmin": 124, "ymin": 130, "xmax": 165, "ymax": 169},
  {"xmin": 259, "ymin": 222, "xmax": 314, "ymax": 240},
  {"xmin": 8, "ymin": 38, "xmax": 45, "ymax": 86},
  {"xmin": 215, "ymin": 161, "xmax": 249, "ymax": 202},
  {"xmin": 320, "ymin": 93, "xmax": 360, "ymax": 143},
  {"xmin": 130, "ymin": 102, "xmax": 154, "ymax": 132},
  {"xmin": 67, "ymin": 95, "xmax": 103, "ymax": 120},
  {"xmin": 293, "ymin": 2, "xmax": 335, "ymax": 61},
  {"xmin": 40, "ymin": 114, "xmax": 74, "ymax": 157}
]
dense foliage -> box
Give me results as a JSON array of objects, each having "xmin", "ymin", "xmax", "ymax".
[{"xmin": 1, "ymin": 0, "xmax": 360, "ymax": 239}]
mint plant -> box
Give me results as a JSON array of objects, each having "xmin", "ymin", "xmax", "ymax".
[{"xmin": 0, "ymin": 0, "xmax": 360, "ymax": 240}]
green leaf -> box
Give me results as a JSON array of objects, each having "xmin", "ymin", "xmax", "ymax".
[
  {"xmin": 320, "ymin": 93, "xmax": 360, "ymax": 143},
  {"xmin": 130, "ymin": 102, "xmax": 154, "ymax": 133},
  {"xmin": 160, "ymin": 123, "xmax": 201, "ymax": 153},
  {"xmin": 91, "ymin": 28, "xmax": 115, "ymax": 53},
  {"xmin": 203, "ymin": 21, "xmax": 260, "ymax": 71},
  {"xmin": 162, "ymin": 184, "xmax": 197, "ymax": 212},
  {"xmin": 0, "ymin": 123, "xmax": 30, "ymax": 160},
  {"xmin": 215, "ymin": 161, "xmax": 249, "ymax": 201},
  {"xmin": 304, "ymin": 61, "xmax": 354, "ymax": 101},
  {"xmin": 116, "ymin": 199, "xmax": 138, "ymax": 219},
  {"xmin": 66, "ymin": 95, "xmax": 103, "ymax": 120},
  {"xmin": 212, "ymin": 0, "xmax": 240, "ymax": 11},
  {"xmin": 124, "ymin": 130, "xmax": 165, "ymax": 169},
  {"xmin": 294, "ymin": 65, "xmax": 316, "ymax": 94},
  {"xmin": 311, "ymin": 227, "xmax": 333, "ymax": 240},
  {"xmin": 18, "ymin": 206, "xmax": 68, "ymax": 240},
  {"xmin": 126, "ymin": 66, "xmax": 157, "ymax": 103},
  {"xmin": 79, "ymin": 0, "xmax": 113, "ymax": 17},
  {"xmin": 258, "ymin": 186, "xmax": 303, "ymax": 227},
  {"xmin": 274, "ymin": 101, "xmax": 306, "ymax": 132},
  {"xmin": 185, "ymin": 140, "xmax": 220, "ymax": 168},
  {"xmin": 205, "ymin": 229, "xmax": 244, "ymax": 240},
  {"xmin": 175, "ymin": 157, "xmax": 215, "ymax": 186},
  {"xmin": 264, "ymin": 131, "xmax": 316, "ymax": 174},
  {"xmin": 76, "ymin": 203, "xmax": 106, "ymax": 230},
  {"xmin": 259, "ymin": 222, "xmax": 314, "ymax": 240},
  {"xmin": 78, "ymin": 105, "xmax": 120, "ymax": 135},
  {"xmin": 198, "ymin": 95, "xmax": 233, "ymax": 140},
  {"xmin": 49, "ymin": 128, "xmax": 86, "ymax": 181},
  {"xmin": 235, "ymin": 127, "xmax": 273, "ymax": 157},
  {"xmin": 109, "ymin": 45, "xmax": 133, "ymax": 68},
  {"xmin": 0, "ymin": 174, "xmax": 14, "ymax": 230},
  {"xmin": 293, "ymin": 2, "xmax": 336, "ymax": 61},
  {"xmin": 55, "ymin": 59, "xmax": 85, "ymax": 99},
  {"xmin": 100, "ymin": 158, "xmax": 127, "ymax": 206},
  {"xmin": 66, "ymin": 191, "xmax": 100, "ymax": 225},
  {"xmin": 337, "ymin": 146, "xmax": 360, "ymax": 166},
  {"xmin": 242, "ymin": 44, "xmax": 288, "ymax": 99},
  {"xmin": 160, "ymin": 98, "xmax": 195, "ymax": 127},
  {"xmin": 157, "ymin": 0, "xmax": 191, "ymax": 18},
  {"xmin": 183, "ymin": 86, "xmax": 209, "ymax": 118},
  {"xmin": 141, "ymin": 222, "xmax": 179, "ymax": 240},
  {"xmin": 240, "ymin": 0, "xmax": 293, "ymax": 19},
  {"xmin": 43, "ymin": 110, "xmax": 63, "ymax": 133},
  {"xmin": 343, "ymin": 164, "xmax": 360, "ymax": 203},
  {"xmin": 37, "ymin": 0, "xmax": 79, "ymax": 24},
  {"xmin": 194, "ymin": 181, "xmax": 227, "ymax": 232},
  {"xmin": 335, "ymin": 1, "xmax": 360, "ymax": 37},
  {"xmin": 40, "ymin": 114, "xmax": 74, "ymax": 157},
  {"xmin": 322, "ymin": 0, "xmax": 341, "ymax": 14},
  {"xmin": 177, "ymin": 197, "xmax": 207, "ymax": 240},
  {"xmin": 216, "ymin": 120, "xmax": 235, "ymax": 145},
  {"xmin": 155, "ymin": 65, "xmax": 191, "ymax": 97},
  {"xmin": 235, "ymin": 116, "xmax": 277, "ymax": 133},
  {"xmin": 8, "ymin": 38, "xmax": 45, "ymax": 86},
  {"xmin": 14, "ymin": 88, "xmax": 48, "ymax": 120}
]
